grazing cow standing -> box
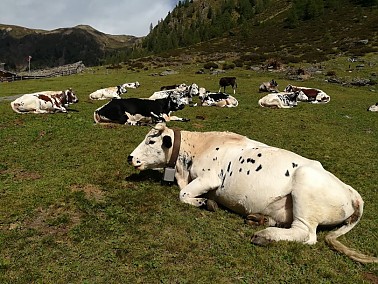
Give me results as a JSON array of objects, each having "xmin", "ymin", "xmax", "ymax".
[
  {"xmin": 128, "ymin": 123, "xmax": 378, "ymax": 264},
  {"xmin": 284, "ymin": 84, "xmax": 330, "ymax": 103},
  {"xmin": 200, "ymin": 92, "xmax": 239, "ymax": 107},
  {"xmin": 367, "ymin": 103, "xmax": 378, "ymax": 112},
  {"xmin": 10, "ymin": 89, "xmax": 78, "ymax": 114},
  {"xmin": 93, "ymin": 96, "xmax": 189, "ymax": 125},
  {"xmin": 258, "ymin": 92, "xmax": 307, "ymax": 109},
  {"xmin": 89, "ymin": 84, "xmax": 128, "ymax": 100},
  {"xmin": 259, "ymin": 79, "xmax": 279, "ymax": 93},
  {"xmin": 219, "ymin": 77, "xmax": 237, "ymax": 94}
]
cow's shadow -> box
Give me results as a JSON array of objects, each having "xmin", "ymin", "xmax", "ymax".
[{"xmin": 126, "ymin": 169, "xmax": 162, "ymax": 183}]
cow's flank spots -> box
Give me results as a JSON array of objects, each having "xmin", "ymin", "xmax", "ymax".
[
  {"xmin": 257, "ymin": 153, "xmax": 262, "ymax": 157},
  {"xmin": 256, "ymin": 165, "xmax": 262, "ymax": 172},
  {"xmin": 247, "ymin": 170, "xmax": 250, "ymax": 175},
  {"xmin": 239, "ymin": 168, "xmax": 242, "ymax": 172},
  {"xmin": 247, "ymin": 158, "xmax": 255, "ymax": 164},
  {"xmin": 213, "ymin": 157, "xmax": 218, "ymax": 161},
  {"xmin": 292, "ymin": 162, "xmax": 298, "ymax": 168},
  {"xmin": 240, "ymin": 159, "xmax": 245, "ymax": 164},
  {"xmin": 230, "ymin": 171, "xmax": 233, "ymax": 176},
  {"xmin": 216, "ymin": 147, "xmax": 219, "ymax": 151},
  {"xmin": 239, "ymin": 156, "xmax": 243, "ymax": 161},
  {"xmin": 285, "ymin": 170, "xmax": 290, "ymax": 177},
  {"xmin": 227, "ymin": 161, "xmax": 231, "ymax": 172}
]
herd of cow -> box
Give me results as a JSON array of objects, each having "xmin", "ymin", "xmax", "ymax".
[{"xmin": 8, "ymin": 76, "xmax": 378, "ymax": 264}]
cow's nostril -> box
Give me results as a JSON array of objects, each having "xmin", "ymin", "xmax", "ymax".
[{"xmin": 127, "ymin": 155, "xmax": 133, "ymax": 163}]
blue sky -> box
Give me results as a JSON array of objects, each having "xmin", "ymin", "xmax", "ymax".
[{"xmin": 0, "ymin": 0, "xmax": 181, "ymax": 36}]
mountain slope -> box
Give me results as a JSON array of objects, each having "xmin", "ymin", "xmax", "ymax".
[{"xmin": 0, "ymin": 24, "xmax": 139, "ymax": 70}]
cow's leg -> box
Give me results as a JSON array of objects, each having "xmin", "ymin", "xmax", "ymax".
[
  {"xmin": 179, "ymin": 177, "xmax": 221, "ymax": 207},
  {"xmin": 251, "ymin": 166, "xmax": 350, "ymax": 246}
]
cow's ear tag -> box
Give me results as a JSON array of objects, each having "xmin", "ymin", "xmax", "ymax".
[{"xmin": 163, "ymin": 167, "xmax": 176, "ymax": 183}]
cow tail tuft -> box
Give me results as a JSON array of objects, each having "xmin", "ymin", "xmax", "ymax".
[{"xmin": 325, "ymin": 195, "xmax": 378, "ymax": 263}]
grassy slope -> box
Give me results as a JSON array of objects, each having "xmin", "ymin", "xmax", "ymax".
[{"xmin": 0, "ymin": 62, "xmax": 377, "ymax": 283}]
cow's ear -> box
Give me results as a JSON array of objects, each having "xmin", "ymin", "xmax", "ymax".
[{"xmin": 162, "ymin": 135, "xmax": 172, "ymax": 148}]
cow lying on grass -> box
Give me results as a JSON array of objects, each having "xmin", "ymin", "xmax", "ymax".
[
  {"xmin": 367, "ymin": 103, "xmax": 378, "ymax": 112},
  {"xmin": 11, "ymin": 89, "xmax": 78, "ymax": 113},
  {"xmin": 89, "ymin": 84, "xmax": 128, "ymax": 100},
  {"xmin": 284, "ymin": 84, "xmax": 330, "ymax": 103},
  {"xmin": 128, "ymin": 123, "xmax": 378, "ymax": 263},
  {"xmin": 94, "ymin": 96, "xmax": 189, "ymax": 125},
  {"xmin": 259, "ymin": 79, "xmax": 279, "ymax": 93},
  {"xmin": 258, "ymin": 92, "xmax": 308, "ymax": 108},
  {"xmin": 200, "ymin": 92, "xmax": 239, "ymax": 107}
]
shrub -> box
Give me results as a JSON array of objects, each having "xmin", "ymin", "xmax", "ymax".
[
  {"xmin": 222, "ymin": 63, "xmax": 236, "ymax": 70},
  {"xmin": 204, "ymin": 62, "xmax": 219, "ymax": 69}
]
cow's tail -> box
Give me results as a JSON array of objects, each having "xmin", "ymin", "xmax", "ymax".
[{"xmin": 325, "ymin": 189, "xmax": 378, "ymax": 263}]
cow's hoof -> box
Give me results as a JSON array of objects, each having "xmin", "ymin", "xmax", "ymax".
[
  {"xmin": 251, "ymin": 234, "xmax": 272, "ymax": 246},
  {"xmin": 245, "ymin": 213, "xmax": 268, "ymax": 227},
  {"xmin": 206, "ymin": 199, "xmax": 218, "ymax": 212},
  {"xmin": 182, "ymin": 118, "xmax": 190, "ymax": 122}
]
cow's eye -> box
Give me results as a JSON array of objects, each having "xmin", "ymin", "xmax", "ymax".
[{"xmin": 148, "ymin": 140, "xmax": 156, "ymax": 145}]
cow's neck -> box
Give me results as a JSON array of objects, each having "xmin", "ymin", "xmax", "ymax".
[
  {"xmin": 57, "ymin": 91, "xmax": 67, "ymax": 105},
  {"xmin": 167, "ymin": 128, "xmax": 181, "ymax": 167}
]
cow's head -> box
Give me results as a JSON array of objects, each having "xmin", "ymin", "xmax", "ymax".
[
  {"xmin": 284, "ymin": 84, "xmax": 294, "ymax": 92},
  {"xmin": 128, "ymin": 123, "xmax": 174, "ymax": 170},
  {"xmin": 168, "ymin": 94, "xmax": 186, "ymax": 110},
  {"xmin": 188, "ymin": 83, "xmax": 199, "ymax": 96},
  {"xmin": 117, "ymin": 85, "xmax": 128, "ymax": 95},
  {"xmin": 65, "ymin": 88, "xmax": 79, "ymax": 104}
]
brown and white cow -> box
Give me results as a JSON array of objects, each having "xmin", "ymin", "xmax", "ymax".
[
  {"xmin": 11, "ymin": 89, "xmax": 78, "ymax": 114},
  {"xmin": 128, "ymin": 123, "xmax": 378, "ymax": 263},
  {"xmin": 259, "ymin": 79, "xmax": 279, "ymax": 93},
  {"xmin": 284, "ymin": 85, "xmax": 330, "ymax": 103}
]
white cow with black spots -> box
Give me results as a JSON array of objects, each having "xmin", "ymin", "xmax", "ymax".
[
  {"xmin": 128, "ymin": 123, "xmax": 377, "ymax": 264},
  {"xmin": 89, "ymin": 84, "xmax": 128, "ymax": 100}
]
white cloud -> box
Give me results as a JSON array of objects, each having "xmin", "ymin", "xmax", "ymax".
[{"xmin": 0, "ymin": 0, "xmax": 180, "ymax": 36}]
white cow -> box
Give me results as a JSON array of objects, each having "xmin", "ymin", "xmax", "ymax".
[
  {"xmin": 258, "ymin": 92, "xmax": 308, "ymax": 109},
  {"xmin": 284, "ymin": 85, "xmax": 330, "ymax": 103},
  {"xmin": 89, "ymin": 84, "xmax": 128, "ymax": 100},
  {"xmin": 149, "ymin": 83, "xmax": 200, "ymax": 105},
  {"xmin": 367, "ymin": 103, "xmax": 378, "ymax": 112},
  {"xmin": 122, "ymin": 81, "xmax": 140, "ymax": 89},
  {"xmin": 259, "ymin": 79, "xmax": 279, "ymax": 93},
  {"xmin": 128, "ymin": 123, "xmax": 378, "ymax": 263},
  {"xmin": 10, "ymin": 89, "xmax": 78, "ymax": 114}
]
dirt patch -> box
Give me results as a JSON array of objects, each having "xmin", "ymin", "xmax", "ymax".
[
  {"xmin": 19, "ymin": 204, "xmax": 83, "ymax": 242},
  {"xmin": 0, "ymin": 168, "xmax": 42, "ymax": 181},
  {"xmin": 363, "ymin": 272, "xmax": 378, "ymax": 284},
  {"xmin": 70, "ymin": 183, "xmax": 105, "ymax": 202}
]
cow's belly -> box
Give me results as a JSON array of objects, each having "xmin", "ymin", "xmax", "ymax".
[{"xmin": 208, "ymin": 147, "xmax": 319, "ymax": 216}]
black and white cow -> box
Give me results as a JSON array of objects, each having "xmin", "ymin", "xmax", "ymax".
[
  {"xmin": 128, "ymin": 123, "xmax": 378, "ymax": 264},
  {"xmin": 150, "ymin": 83, "xmax": 200, "ymax": 105},
  {"xmin": 219, "ymin": 77, "xmax": 237, "ymax": 94},
  {"xmin": 367, "ymin": 103, "xmax": 378, "ymax": 112},
  {"xmin": 200, "ymin": 92, "xmax": 239, "ymax": 107},
  {"xmin": 258, "ymin": 92, "xmax": 308, "ymax": 109},
  {"xmin": 93, "ymin": 96, "xmax": 189, "ymax": 125},
  {"xmin": 259, "ymin": 79, "xmax": 279, "ymax": 93},
  {"xmin": 11, "ymin": 89, "xmax": 79, "ymax": 114}
]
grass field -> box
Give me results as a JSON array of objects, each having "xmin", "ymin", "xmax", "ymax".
[{"xmin": 0, "ymin": 60, "xmax": 377, "ymax": 283}]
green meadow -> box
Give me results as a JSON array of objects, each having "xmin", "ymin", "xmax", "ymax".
[{"xmin": 0, "ymin": 61, "xmax": 377, "ymax": 283}]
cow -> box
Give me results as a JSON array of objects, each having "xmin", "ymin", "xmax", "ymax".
[
  {"xmin": 10, "ymin": 89, "xmax": 78, "ymax": 114},
  {"xmin": 259, "ymin": 79, "xmax": 279, "ymax": 93},
  {"xmin": 160, "ymin": 83, "xmax": 184, "ymax": 91},
  {"xmin": 200, "ymin": 92, "xmax": 239, "ymax": 107},
  {"xmin": 367, "ymin": 103, "xmax": 378, "ymax": 112},
  {"xmin": 122, "ymin": 81, "xmax": 140, "ymax": 89},
  {"xmin": 128, "ymin": 123, "xmax": 378, "ymax": 264},
  {"xmin": 149, "ymin": 83, "xmax": 200, "ymax": 105},
  {"xmin": 89, "ymin": 84, "xmax": 128, "ymax": 100},
  {"xmin": 219, "ymin": 77, "xmax": 237, "ymax": 94},
  {"xmin": 258, "ymin": 92, "xmax": 308, "ymax": 109},
  {"xmin": 93, "ymin": 96, "xmax": 189, "ymax": 125},
  {"xmin": 284, "ymin": 85, "xmax": 330, "ymax": 103}
]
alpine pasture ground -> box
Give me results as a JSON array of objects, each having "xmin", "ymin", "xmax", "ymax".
[{"xmin": 0, "ymin": 60, "xmax": 377, "ymax": 283}]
